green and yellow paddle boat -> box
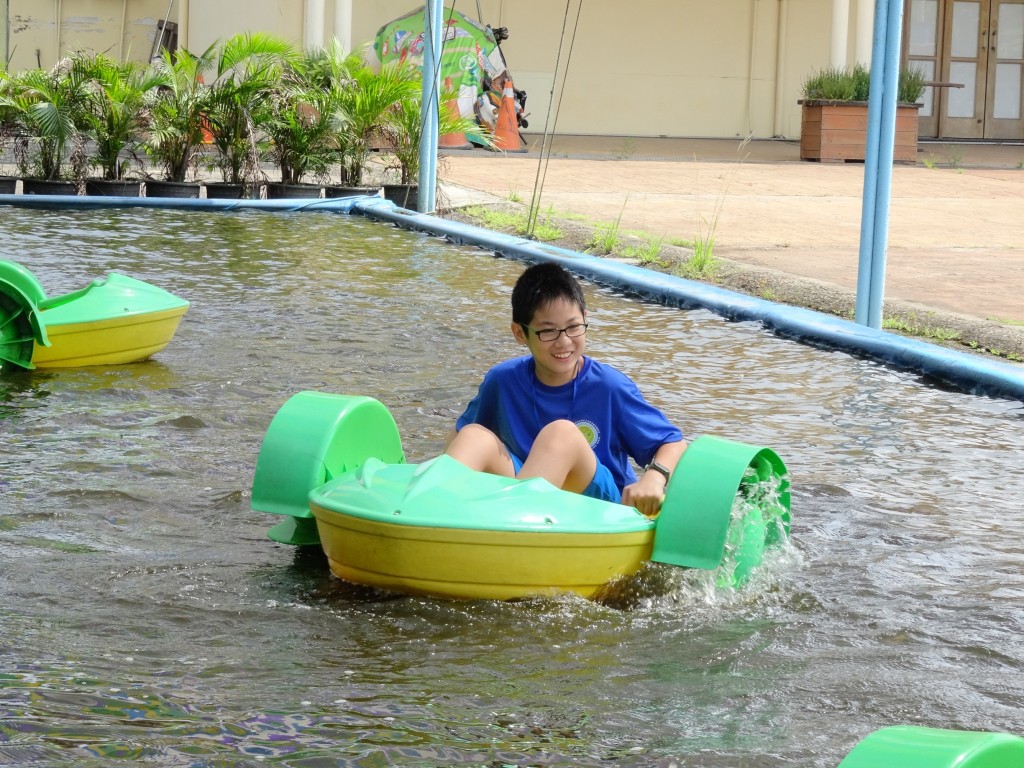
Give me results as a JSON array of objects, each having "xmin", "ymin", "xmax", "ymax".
[
  {"xmin": 0, "ymin": 259, "xmax": 188, "ymax": 371},
  {"xmin": 251, "ymin": 391, "xmax": 792, "ymax": 601}
]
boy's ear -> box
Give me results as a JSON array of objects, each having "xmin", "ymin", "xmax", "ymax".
[{"xmin": 510, "ymin": 321, "xmax": 527, "ymax": 344}]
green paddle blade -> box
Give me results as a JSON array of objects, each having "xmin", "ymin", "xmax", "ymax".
[
  {"xmin": 651, "ymin": 435, "xmax": 790, "ymax": 586},
  {"xmin": 251, "ymin": 392, "xmax": 406, "ymax": 545},
  {"xmin": 838, "ymin": 725, "xmax": 1024, "ymax": 768}
]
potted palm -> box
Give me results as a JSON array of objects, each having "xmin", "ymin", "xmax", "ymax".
[
  {"xmin": 0, "ymin": 58, "xmax": 90, "ymax": 194},
  {"xmin": 334, "ymin": 61, "xmax": 420, "ymax": 189},
  {"xmin": 798, "ymin": 64, "xmax": 927, "ymax": 163},
  {"xmin": 143, "ymin": 45, "xmax": 213, "ymax": 196},
  {"xmin": 382, "ymin": 76, "xmax": 493, "ymax": 210},
  {"xmin": 263, "ymin": 43, "xmax": 354, "ymax": 198},
  {"xmin": 75, "ymin": 53, "xmax": 164, "ymax": 196},
  {"xmin": 202, "ymin": 32, "xmax": 294, "ymax": 199},
  {"xmin": 265, "ymin": 41, "xmax": 382, "ymax": 198},
  {"xmin": 263, "ymin": 84, "xmax": 341, "ymax": 198}
]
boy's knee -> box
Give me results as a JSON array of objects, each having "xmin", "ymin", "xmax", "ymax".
[
  {"xmin": 452, "ymin": 423, "xmax": 502, "ymax": 449},
  {"xmin": 536, "ymin": 419, "xmax": 589, "ymax": 445},
  {"xmin": 458, "ymin": 423, "xmax": 492, "ymax": 439}
]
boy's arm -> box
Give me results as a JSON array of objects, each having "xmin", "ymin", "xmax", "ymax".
[{"xmin": 622, "ymin": 439, "xmax": 687, "ymax": 517}]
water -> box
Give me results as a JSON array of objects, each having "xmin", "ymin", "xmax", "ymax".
[{"xmin": 1, "ymin": 206, "xmax": 1022, "ymax": 766}]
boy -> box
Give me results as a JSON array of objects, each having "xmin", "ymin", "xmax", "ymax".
[{"xmin": 445, "ymin": 262, "xmax": 686, "ymax": 517}]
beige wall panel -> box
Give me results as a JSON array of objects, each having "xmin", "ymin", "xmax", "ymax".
[
  {"xmin": 185, "ymin": 0, "xmax": 302, "ymax": 55},
  {"xmin": 8, "ymin": 2, "xmax": 60, "ymax": 71},
  {"xmin": 0, "ymin": 1, "xmax": 8, "ymax": 67},
  {"xmin": 348, "ymin": 0, "xmax": 830, "ymax": 139},
  {"xmin": 779, "ymin": 0, "xmax": 833, "ymax": 138},
  {"xmin": 6, "ymin": 0, "xmax": 173, "ymax": 71}
]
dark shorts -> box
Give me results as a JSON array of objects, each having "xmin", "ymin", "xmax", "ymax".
[{"xmin": 510, "ymin": 453, "xmax": 621, "ymax": 503}]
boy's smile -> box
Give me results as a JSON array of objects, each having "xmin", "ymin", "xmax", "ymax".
[{"xmin": 512, "ymin": 297, "xmax": 588, "ymax": 387}]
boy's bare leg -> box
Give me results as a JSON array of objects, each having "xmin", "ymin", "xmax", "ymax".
[
  {"xmin": 517, "ymin": 420, "xmax": 597, "ymax": 493},
  {"xmin": 444, "ymin": 424, "xmax": 516, "ymax": 477}
]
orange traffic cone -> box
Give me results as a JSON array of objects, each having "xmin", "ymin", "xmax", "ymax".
[
  {"xmin": 438, "ymin": 77, "xmax": 472, "ymax": 150},
  {"xmin": 197, "ymin": 74, "xmax": 214, "ymax": 144},
  {"xmin": 200, "ymin": 116, "xmax": 214, "ymax": 145},
  {"xmin": 493, "ymin": 77, "xmax": 526, "ymax": 153}
]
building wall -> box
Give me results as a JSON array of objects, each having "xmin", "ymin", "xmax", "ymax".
[
  {"xmin": 349, "ymin": 0, "xmax": 836, "ymax": 140},
  {"xmin": 183, "ymin": 0, "xmax": 302, "ymax": 56},
  {"xmin": 5, "ymin": 0, "xmax": 176, "ymax": 71},
  {"xmin": 0, "ymin": 0, "xmax": 7, "ymax": 67},
  {"xmin": 1, "ymin": 0, "xmax": 865, "ymax": 141}
]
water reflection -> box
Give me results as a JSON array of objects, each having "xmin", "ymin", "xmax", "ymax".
[{"xmin": 0, "ymin": 206, "xmax": 1022, "ymax": 766}]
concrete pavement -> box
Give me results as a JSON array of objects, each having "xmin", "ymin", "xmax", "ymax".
[{"xmin": 437, "ymin": 136, "xmax": 1024, "ymax": 332}]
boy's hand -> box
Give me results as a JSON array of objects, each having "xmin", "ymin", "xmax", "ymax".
[{"xmin": 622, "ymin": 472, "xmax": 668, "ymax": 518}]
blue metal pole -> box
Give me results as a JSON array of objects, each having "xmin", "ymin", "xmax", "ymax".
[
  {"xmin": 854, "ymin": 0, "xmax": 905, "ymax": 329},
  {"xmin": 417, "ymin": 0, "xmax": 442, "ymax": 213},
  {"xmin": 855, "ymin": 1, "xmax": 884, "ymax": 326},
  {"xmin": 854, "ymin": 0, "xmax": 887, "ymax": 326},
  {"xmin": 866, "ymin": 0, "xmax": 905, "ymax": 328}
]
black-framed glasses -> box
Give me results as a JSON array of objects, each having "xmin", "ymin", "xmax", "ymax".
[{"xmin": 522, "ymin": 322, "xmax": 589, "ymax": 342}]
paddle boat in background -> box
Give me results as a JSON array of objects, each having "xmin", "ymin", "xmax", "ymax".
[
  {"xmin": 0, "ymin": 259, "xmax": 188, "ymax": 371},
  {"xmin": 251, "ymin": 391, "xmax": 792, "ymax": 601}
]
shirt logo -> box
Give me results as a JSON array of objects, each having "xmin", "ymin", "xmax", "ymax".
[{"xmin": 576, "ymin": 419, "xmax": 599, "ymax": 448}]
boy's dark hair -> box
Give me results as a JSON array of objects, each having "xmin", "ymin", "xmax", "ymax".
[{"xmin": 511, "ymin": 263, "xmax": 587, "ymax": 326}]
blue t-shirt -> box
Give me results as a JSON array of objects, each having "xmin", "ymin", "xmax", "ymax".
[{"xmin": 455, "ymin": 355, "xmax": 683, "ymax": 492}]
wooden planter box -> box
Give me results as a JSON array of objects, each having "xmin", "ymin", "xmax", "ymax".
[{"xmin": 799, "ymin": 100, "xmax": 921, "ymax": 163}]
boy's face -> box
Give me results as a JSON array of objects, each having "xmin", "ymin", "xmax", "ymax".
[{"xmin": 511, "ymin": 297, "xmax": 588, "ymax": 387}]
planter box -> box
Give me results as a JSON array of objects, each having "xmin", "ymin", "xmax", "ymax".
[
  {"xmin": 85, "ymin": 179, "xmax": 142, "ymax": 197},
  {"xmin": 799, "ymin": 100, "xmax": 921, "ymax": 163},
  {"xmin": 383, "ymin": 184, "xmax": 419, "ymax": 210},
  {"xmin": 324, "ymin": 185, "xmax": 381, "ymax": 199},
  {"xmin": 204, "ymin": 182, "xmax": 261, "ymax": 200},
  {"xmin": 144, "ymin": 180, "xmax": 201, "ymax": 198},
  {"xmin": 266, "ymin": 182, "xmax": 322, "ymax": 199},
  {"xmin": 21, "ymin": 179, "xmax": 79, "ymax": 195}
]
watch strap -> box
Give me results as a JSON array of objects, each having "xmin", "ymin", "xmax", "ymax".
[{"xmin": 644, "ymin": 460, "xmax": 671, "ymax": 484}]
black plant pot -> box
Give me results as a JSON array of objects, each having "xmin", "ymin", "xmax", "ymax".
[
  {"xmin": 204, "ymin": 182, "xmax": 261, "ymax": 200},
  {"xmin": 324, "ymin": 185, "xmax": 381, "ymax": 199},
  {"xmin": 144, "ymin": 180, "xmax": 202, "ymax": 199},
  {"xmin": 0, "ymin": 176, "xmax": 18, "ymax": 194},
  {"xmin": 21, "ymin": 178, "xmax": 79, "ymax": 196},
  {"xmin": 383, "ymin": 184, "xmax": 419, "ymax": 210},
  {"xmin": 85, "ymin": 179, "xmax": 142, "ymax": 197},
  {"xmin": 266, "ymin": 182, "xmax": 323, "ymax": 199}
]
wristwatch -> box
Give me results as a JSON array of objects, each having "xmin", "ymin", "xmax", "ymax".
[{"xmin": 644, "ymin": 460, "xmax": 671, "ymax": 485}]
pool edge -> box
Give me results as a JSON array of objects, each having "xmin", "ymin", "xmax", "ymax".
[{"xmin": 353, "ymin": 199, "xmax": 1024, "ymax": 404}]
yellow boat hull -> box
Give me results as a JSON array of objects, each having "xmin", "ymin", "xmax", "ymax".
[
  {"xmin": 311, "ymin": 501, "xmax": 654, "ymax": 601},
  {"xmin": 32, "ymin": 305, "xmax": 188, "ymax": 368}
]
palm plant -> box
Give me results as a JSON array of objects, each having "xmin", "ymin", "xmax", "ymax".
[
  {"xmin": 144, "ymin": 46, "xmax": 214, "ymax": 181},
  {"xmin": 335, "ymin": 62, "xmax": 420, "ymax": 186},
  {"xmin": 386, "ymin": 78, "xmax": 493, "ymax": 184},
  {"xmin": 265, "ymin": 82, "xmax": 347, "ymax": 185},
  {"xmin": 74, "ymin": 54, "xmax": 165, "ymax": 180},
  {"xmin": 262, "ymin": 42, "xmax": 355, "ymax": 185},
  {"xmin": 203, "ymin": 32, "xmax": 295, "ymax": 184},
  {"xmin": 0, "ymin": 58, "xmax": 90, "ymax": 180},
  {"xmin": 0, "ymin": 70, "xmax": 19, "ymax": 174}
]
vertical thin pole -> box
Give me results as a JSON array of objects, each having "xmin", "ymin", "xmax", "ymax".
[
  {"xmin": 855, "ymin": 0, "xmax": 903, "ymax": 328},
  {"xmin": 418, "ymin": 0, "xmax": 442, "ymax": 213}
]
